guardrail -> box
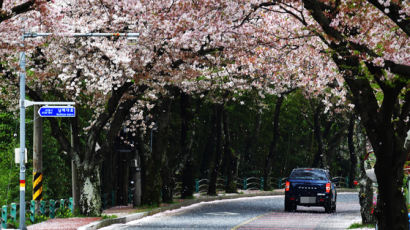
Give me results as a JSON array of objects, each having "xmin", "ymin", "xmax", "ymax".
[
  {"xmin": 331, "ymin": 176, "xmax": 349, "ymax": 188},
  {"xmin": 270, "ymin": 177, "xmax": 288, "ymax": 189},
  {"xmin": 101, "ymin": 191, "xmax": 117, "ymax": 209},
  {"xmin": 101, "ymin": 189, "xmax": 135, "ymax": 209},
  {"xmin": 195, "ymin": 179, "xmax": 210, "ymax": 194},
  {"xmin": 194, "ymin": 177, "xmax": 266, "ymax": 193},
  {"xmin": 189, "ymin": 176, "xmax": 350, "ymax": 195},
  {"xmin": 0, "ymin": 198, "xmax": 73, "ymax": 228},
  {"xmin": 239, "ymin": 177, "xmax": 264, "ymax": 190}
]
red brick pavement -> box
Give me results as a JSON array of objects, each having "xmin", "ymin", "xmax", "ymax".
[
  {"xmin": 27, "ymin": 217, "xmax": 101, "ymax": 230},
  {"xmin": 24, "ymin": 205, "xmax": 136, "ymax": 230}
]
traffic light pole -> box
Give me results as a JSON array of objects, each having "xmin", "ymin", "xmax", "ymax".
[{"xmin": 19, "ymin": 32, "xmax": 138, "ymax": 229}]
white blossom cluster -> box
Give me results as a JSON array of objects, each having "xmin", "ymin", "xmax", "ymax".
[{"xmin": 1, "ymin": 0, "xmax": 407, "ymax": 140}]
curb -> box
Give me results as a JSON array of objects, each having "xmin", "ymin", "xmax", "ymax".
[{"xmin": 77, "ymin": 213, "xmax": 147, "ymax": 230}]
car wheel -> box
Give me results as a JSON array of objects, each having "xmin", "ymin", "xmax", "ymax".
[
  {"xmin": 325, "ymin": 200, "xmax": 332, "ymax": 213},
  {"xmin": 285, "ymin": 201, "xmax": 292, "ymax": 212},
  {"xmin": 284, "ymin": 200, "xmax": 291, "ymax": 212},
  {"xmin": 285, "ymin": 200, "xmax": 296, "ymax": 212}
]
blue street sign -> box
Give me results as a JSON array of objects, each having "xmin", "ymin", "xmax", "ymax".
[{"xmin": 38, "ymin": 106, "xmax": 76, "ymax": 117}]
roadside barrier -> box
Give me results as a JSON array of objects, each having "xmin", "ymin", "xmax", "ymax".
[
  {"xmin": 195, "ymin": 179, "xmax": 209, "ymax": 194},
  {"xmin": 0, "ymin": 198, "xmax": 73, "ymax": 228},
  {"xmin": 101, "ymin": 191, "xmax": 116, "ymax": 209},
  {"xmin": 270, "ymin": 177, "xmax": 288, "ymax": 189},
  {"xmin": 190, "ymin": 175, "xmax": 351, "ymax": 194},
  {"xmin": 331, "ymin": 176, "xmax": 349, "ymax": 188},
  {"xmin": 239, "ymin": 177, "xmax": 264, "ymax": 190},
  {"xmin": 194, "ymin": 177, "xmax": 265, "ymax": 193}
]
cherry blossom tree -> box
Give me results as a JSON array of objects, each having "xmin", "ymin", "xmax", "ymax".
[
  {"xmin": 2, "ymin": 2, "xmax": 407, "ymax": 228},
  {"xmin": 0, "ymin": 0, "xmax": 346, "ymax": 215},
  {"xmin": 244, "ymin": 1, "xmax": 408, "ymax": 229}
]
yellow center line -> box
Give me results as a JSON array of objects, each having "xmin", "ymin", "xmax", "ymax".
[{"xmin": 231, "ymin": 213, "xmax": 266, "ymax": 230}]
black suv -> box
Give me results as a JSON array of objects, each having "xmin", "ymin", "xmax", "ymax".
[{"xmin": 284, "ymin": 168, "xmax": 336, "ymax": 213}]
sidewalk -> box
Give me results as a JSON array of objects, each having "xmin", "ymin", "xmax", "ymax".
[
  {"xmin": 27, "ymin": 217, "xmax": 102, "ymax": 230},
  {"xmin": 25, "ymin": 205, "xmax": 140, "ymax": 230}
]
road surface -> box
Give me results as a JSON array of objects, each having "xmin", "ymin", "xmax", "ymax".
[{"xmin": 102, "ymin": 192, "xmax": 361, "ymax": 230}]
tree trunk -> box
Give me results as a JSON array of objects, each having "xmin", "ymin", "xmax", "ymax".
[
  {"xmin": 199, "ymin": 110, "xmax": 215, "ymax": 179},
  {"xmin": 374, "ymin": 143, "xmax": 408, "ymax": 229},
  {"xmin": 118, "ymin": 152, "xmax": 131, "ymax": 205},
  {"xmin": 263, "ymin": 95, "xmax": 284, "ymax": 190},
  {"xmin": 180, "ymin": 92, "xmax": 196, "ymax": 198},
  {"xmin": 223, "ymin": 107, "xmax": 238, "ymax": 193},
  {"xmin": 27, "ymin": 80, "xmax": 137, "ymax": 215},
  {"xmin": 312, "ymin": 104, "xmax": 325, "ymax": 168},
  {"xmin": 101, "ymin": 148, "xmax": 113, "ymax": 207},
  {"xmin": 348, "ymin": 115, "xmax": 358, "ymax": 188},
  {"xmin": 359, "ymin": 148, "xmax": 376, "ymax": 224},
  {"xmin": 345, "ymin": 70, "xmax": 408, "ymax": 230},
  {"xmin": 131, "ymin": 149, "xmax": 142, "ymax": 207},
  {"xmin": 181, "ymin": 159, "xmax": 195, "ymax": 198},
  {"xmin": 143, "ymin": 98, "xmax": 172, "ymax": 205},
  {"xmin": 161, "ymin": 163, "xmax": 174, "ymax": 203},
  {"xmin": 180, "ymin": 131, "xmax": 196, "ymax": 198},
  {"xmin": 300, "ymin": 2, "xmax": 409, "ymax": 228},
  {"xmin": 208, "ymin": 104, "xmax": 223, "ymax": 196},
  {"xmin": 70, "ymin": 120, "xmax": 80, "ymax": 212},
  {"xmin": 346, "ymin": 77, "xmax": 407, "ymax": 230},
  {"xmin": 242, "ymin": 111, "xmax": 261, "ymax": 173},
  {"xmin": 78, "ymin": 163, "xmax": 102, "ymax": 216}
]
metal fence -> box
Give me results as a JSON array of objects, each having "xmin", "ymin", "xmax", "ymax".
[
  {"xmin": 1, "ymin": 198, "xmax": 73, "ymax": 229},
  {"xmin": 331, "ymin": 176, "xmax": 350, "ymax": 188},
  {"xmin": 189, "ymin": 176, "xmax": 350, "ymax": 195}
]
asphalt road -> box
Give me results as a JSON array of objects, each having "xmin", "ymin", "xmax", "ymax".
[{"xmin": 102, "ymin": 192, "xmax": 361, "ymax": 230}]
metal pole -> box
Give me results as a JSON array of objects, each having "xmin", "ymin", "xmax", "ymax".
[
  {"xmin": 23, "ymin": 32, "xmax": 139, "ymax": 39},
  {"xmin": 33, "ymin": 105, "xmax": 43, "ymax": 205},
  {"xmin": 70, "ymin": 125, "xmax": 79, "ymax": 212},
  {"xmin": 19, "ymin": 34, "xmax": 27, "ymax": 230},
  {"xmin": 150, "ymin": 129, "xmax": 153, "ymax": 152}
]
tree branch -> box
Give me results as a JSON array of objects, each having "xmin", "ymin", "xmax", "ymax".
[
  {"xmin": 0, "ymin": 0, "xmax": 34, "ymax": 23},
  {"xmin": 399, "ymin": 89, "xmax": 410, "ymax": 131},
  {"xmin": 384, "ymin": 61, "xmax": 410, "ymax": 78},
  {"xmin": 366, "ymin": 0, "xmax": 410, "ymax": 36},
  {"xmin": 0, "ymin": 0, "xmax": 52, "ymax": 23},
  {"xmin": 85, "ymin": 81, "xmax": 133, "ymax": 163},
  {"xmin": 235, "ymin": 1, "xmax": 278, "ymax": 28}
]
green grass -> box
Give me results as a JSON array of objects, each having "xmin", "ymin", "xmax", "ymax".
[
  {"xmin": 134, "ymin": 205, "xmax": 159, "ymax": 213},
  {"xmin": 348, "ymin": 222, "xmax": 375, "ymax": 229},
  {"xmin": 101, "ymin": 214, "xmax": 118, "ymax": 219}
]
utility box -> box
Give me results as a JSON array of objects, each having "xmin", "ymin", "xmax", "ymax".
[{"xmin": 14, "ymin": 148, "xmax": 27, "ymax": 164}]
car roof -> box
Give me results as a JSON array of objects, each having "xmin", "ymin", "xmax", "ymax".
[{"xmin": 292, "ymin": 168, "xmax": 328, "ymax": 172}]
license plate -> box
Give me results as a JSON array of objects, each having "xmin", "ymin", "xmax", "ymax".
[{"xmin": 300, "ymin": 197, "xmax": 316, "ymax": 204}]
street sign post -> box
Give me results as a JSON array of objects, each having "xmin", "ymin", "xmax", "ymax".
[{"xmin": 38, "ymin": 106, "xmax": 76, "ymax": 117}]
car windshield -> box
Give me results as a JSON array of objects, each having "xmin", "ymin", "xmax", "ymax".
[{"xmin": 289, "ymin": 169, "xmax": 327, "ymax": 180}]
